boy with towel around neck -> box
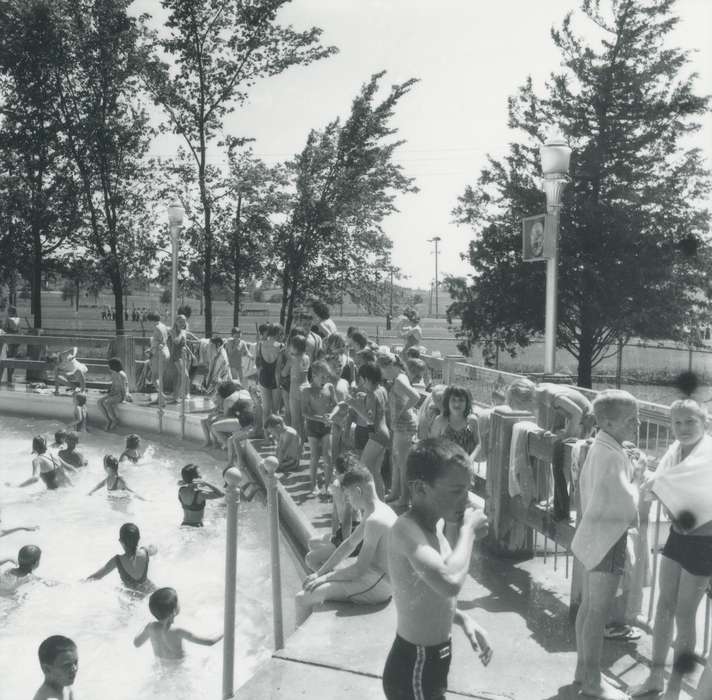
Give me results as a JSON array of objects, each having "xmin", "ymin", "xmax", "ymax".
[{"xmin": 572, "ymin": 390, "xmax": 642, "ymax": 700}]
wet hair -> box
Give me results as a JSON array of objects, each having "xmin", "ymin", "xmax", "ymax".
[
  {"xmin": 670, "ymin": 398, "xmax": 707, "ymax": 422},
  {"xmin": 377, "ymin": 352, "xmax": 406, "ymax": 374},
  {"xmin": 65, "ymin": 431, "xmax": 79, "ymax": 446},
  {"xmin": 32, "ymin": 436, "xmax": 47, "ymax": 454},
  {"xmin": 310, "ymin": 324, "xmax": 321, "ymax": 335},
  {"xmin": 406, "ymin": 358, "xmax": 427, "ymax": 380},
  {"xmin": 229, "ymin": 398, "xmax": 255, "ymax": 427},
  {"xmin": 324, "ymin": 333, "xmax": 347, "ymax": 354},
  {"xmin": 18, "ymin": 544, "xmax": 41, "ymax": 571},
  {"xmin": 217, "ymin": 380, "xmax": 242, "ymax": 398},
  {"xmin": 264, "ymin": 414, "xmax": 285, "ymax": 429},
  {"xmin": 108, "ymin": 357, "xmax": 123, "ymax": 372},
  {"xmin": 289, "ymin": 334, "xmax": 307, "ymax": 354},
  {"xmin": 592, "ymin": 390, "xmax": 637, "ymax": 424},
  {"xmin": 149, "ymin": 587, "xmax": 178, "ymax": 621},
  {"xmin": 311, "ymin": 300, "xmax": 330, "ymax": 320},
  {"xmin": 231, "ymin": 326, "xmax": 241, "ymax": 335},
  {"xmin": 340, "ymin": 464, "xmax": 374, "ymax": 488},
  {"xmin": 358, "ymin": 362, "xmax": 382, "ymax": 386},
  {"xmin": 350, "ymin": 331, "xmax": 368, "ymax": 350},
  {"xmin": 406, "ymin": 438, "xmax": 471, "ymax": 485},
  {"xmin": 290, "ymin": 324, "xmax": 306, "ymax": 339},
  {"xmin": 210, "ymin": 335, "xmax": 224, "ymax": 347},
  {"xmin": 311, "ymin": 360, "xmax": 332, "ymax": 380},
  {"xmin": 7, "ymin": 305, "xmax": 16, "ymax": 316},
  {"xmin": 442, "ymin": 385, "xmax": 473, "ymax": 418},
  {"xmin": 267, "ymin": 324, "xmax": 283, "ymax": 340},
  {"xmin": 103, "ymin": 455, "xmax": 119, "ymax": 472},
  {"xmin": 38, "ymin": 635, "xmax": 76, "ymax": 667},
  {"xmin": 74, "ymin": 393, "xmax": 87, "ymax": 407},
  {"xmin": 125, "ymin": 434, "xmax": 140, "ymax": 450},
  {"xmin": 146, "ymin": 312, "xmax": 160, "ymax": 322},
  {"xmin": 334, "ymin": 452, "xmax": 358, "ymax": 475},
  {"xmin": 54, "ymin": 430, "xmax": 68, "ymax": 445},
  {"xmin": 181, "ymin": 464, "xmax": 200, "ymax": 483},
  {"xmin": 119, "ymin": 523, "xmax": 140, "ymax": 556},
  {"xmin": 405, "ymin": 347, "xmax": 421, "ymax": 359}
]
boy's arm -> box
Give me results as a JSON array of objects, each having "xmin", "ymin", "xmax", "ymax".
[
  {"xmin": 454, "ymin": 609, "xmax": 493, "ymax": 666},
  {"xmin": 177, "ymin": 627, "xmax": 224, "ymax": 646},
  {"xmin": 305, "ymin": 520, "xmax": 367, "ymax": 585},
  {"xmin": 395, "ymin": 509, "xmax": 485, "ymax": 598},
  {"xmin": 87, "ymin": 557, "xmax": 117, "ymax": 581},
  {"xmin": 330, "ymin": 518, "xmax": 384, "ymax": 581},
  {"xmin": 133, "ymin": 623, "xmax": 151, "ymax": 647},
  {"xmin": 1, "ymin": 525, "xmax": 39, "ymax": 537},
  {"xmin": 87, "ymin": 479, "xmax": 107, "ymax": 495},
  {"xmin": 198, "ymin": 481, "xmax": 225, "ymax": 499}
]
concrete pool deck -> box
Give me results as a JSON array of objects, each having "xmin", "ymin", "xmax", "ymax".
[{"xmin": 0, "ymin": 386, "xmax": 702, "ymax": 699}]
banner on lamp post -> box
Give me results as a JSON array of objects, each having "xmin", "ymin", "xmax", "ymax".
[{"xmin": 522, "ymin": 213, "xmax": 554, "ymax": 261}]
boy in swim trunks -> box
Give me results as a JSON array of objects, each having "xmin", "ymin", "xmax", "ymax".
[
  {"xmin": 264, "ymin": 414, "xmax": 301, "ymax": 473},
  {"xmin": 71, "ymin": 391, "xmax": 87, "ymax": 432},
  {"xmin": 33, "ymin": 635, "xmax": 78, "ymax": 700},
  {"xmin": 296, "ymin": 463, "xmax": 395, "ymax": 625},
  {"xmin": 571, "ymin": 390, "xmax": 641, "ymax": 700},
  {"xmin": 0, "ymin": 544, "xmax": 42, "ymax": 594},
  {"xmin": 288, "ymin": 334, "xmax": 310, "ymax": 441},
  {"xmin": 301, "ymin": 360, "xmax": 337, "ymax": 495},
  {"xmin": 134, "ymin": 587, "xmax": 223, "ymax": 659},
  {"xmin": 384, "ymin": 438, "xmax": 491, "ymax": 700}
]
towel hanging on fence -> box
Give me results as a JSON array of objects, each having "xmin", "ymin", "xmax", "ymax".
[{"xmin": 508, "ymin": 420, "xmax": 541, "ymax": 504}]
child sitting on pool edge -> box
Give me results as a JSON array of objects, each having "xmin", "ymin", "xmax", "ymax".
[
  {"xmin": 264, "ymin": 414, "xmax": 301, "ymax": 473},
  {"xmin": 33, "ymin": 635, "xmax": 78, "ymax": 700},
  {"xmin": 133, "ymin": 587, "xmax": 223, "ymax": 660}
]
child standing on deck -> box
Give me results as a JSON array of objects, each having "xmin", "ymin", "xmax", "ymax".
[
  {"xmin": 98, "ymin": 357, "xmax": 131, "ymax": 431},
  {"xmin": 264, "ymin": 414, "xmax": 301, "ymax": 472},
  {"xmin": 301, "ymin": 360, "xmax": 337, "ymax": 496},
  {"xmin": 571, "ymin": 390, "xmax": 641, "ymax": 700},
  {"xmin": 32, "ymin": 635, "xmax": 78, "ymax": 700},
  {"xmin": 288, "ymin": 334, "xmax": 310, "ymax": 441},
  {"xmin": 134, "ymin": 587, "xmax": 223, "ymax": 659}
]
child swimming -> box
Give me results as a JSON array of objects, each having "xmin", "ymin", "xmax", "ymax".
[
  {"xmin": 0, "ymin": 544, "xmax": 42, "ymax": 594},
  {"xmin": 88, "ymin": 455, "xmax": 145, "ymax": 499},
  {"xmin": 133, "ymin": 587, "xmax": 223, "ymax": 659},
  {"xmin": 119, "ymin": 434, "xmax": 143, "ymax": 463},
  {"xmin": 32, "ymin": 635, "xmax": 78, "ymax": 700},
  {"xmin": 178, "ymin": 464, "xmax": 224, "ymax": 527},
  {"xmin": 13, "ymin": 436, "xmax": 75, "ymax": 490}
]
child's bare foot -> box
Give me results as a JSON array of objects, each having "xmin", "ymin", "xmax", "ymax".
[{"xmin": 630, "ymin": 675, "xmax": 663, "ymax": 697}]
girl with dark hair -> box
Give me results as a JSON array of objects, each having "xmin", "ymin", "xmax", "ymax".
[
  {"xmin": 256, "ymin": 324, "xmax": 283, "ymax": 431},
  {"xmin": 98, "ymin": 357, "xmax": 131, "ymax": 431},
  {"xmin": 14, "ymin": 436, "xmax": 75, "ymax": 489},
  {"xmin": 87, "ymin": 523, "xmax": 156, "ymax": 594},
  {"xmin": 88, "ymin": 455, "xmax": 144, "ymax": 499},
  {"xmin": 431, "ymin": 385, "xmax": 480, "ymax": 459},
  {"xmin": 178, "ymin": 464, "xmax": 224, "ymax": 527},
  {"xmin": 168, "ymin": 314, "xmax": 191, "ymax": 403}
]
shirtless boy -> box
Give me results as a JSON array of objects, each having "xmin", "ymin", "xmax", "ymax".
[
  {"xmin": 264, "ymin": 414, "xmax": 301, "ymax": 473},
  {"xmin": 134, "ymin": 587, "xmax": 223, "ymax": 659},
  {"xmin": 296, "ymin": 463, "xmax": 396, "ymax": 625},
  {"xmin": 385, "ymin": 438, "xmax": 490, "ymax": 700},
  {"xmin": 33, "ymin": 635, "xmax": 78, "ymax": 700},
  {"xmin": 58, "ymin": 433, "xmax": 87, "ymax": 469},
  {"xmin": 0, "ymin": 544, "xmax": 41, "ymax": 594},
  {"xmin": 571, "ymin": 390, "xmax": 640, "ymax": 700}
]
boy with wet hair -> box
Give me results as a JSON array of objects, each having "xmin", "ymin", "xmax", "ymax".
[
  {"xmin": 384, "ymin": 438, "xmax": 491, "ymax": 700},
  {"xmin": 0, "ymin": 544, "xmax": 42, "ymax": 593},
  {"xmin": 264, "ymin": 414, "xmax": 301, "ymax": 473},
  {"xmin": 58, "ymin": 432, "xmax": 87, "ymax": 469},
  {"xmin": 134, "ymin": 587, "xmax": 223, "ymax": 659},
  {"xmin": 296, "ymin": 463, "xmax": 396, "ymax": 625},
  {"xmin": 571, "ymin": 390, "xmax": 641, "ymax": 700},
  {"xmin": 33, "ymin": 635, "xmax": 78, "ymax": 700}
]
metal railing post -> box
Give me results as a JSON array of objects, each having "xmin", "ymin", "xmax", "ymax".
[
  {"xmin": 648, "ymin": 500, "xmax": 663, "ymax": 623},
  {"xmin": 263, "ymin": 456, "xmax": 284, "ymax": 650},
  {"xmin": 222, "ymin": 467, "xmax": 241, "ymax": 700},
  {"xmin": 157, "ymin": 350, "xmax": 165, "ymax": 434},
  {"xmin": 180, "ymin": 393, "xmax": 186, "ymax": 439}
]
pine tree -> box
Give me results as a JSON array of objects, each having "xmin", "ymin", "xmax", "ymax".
[{"xmin": 449, "ymin": 0, "xmax": 711, "ymax": 387}]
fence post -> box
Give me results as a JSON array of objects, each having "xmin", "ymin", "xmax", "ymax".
[
  {"xmin": 157, "ymin": 350, "xmax": 165, "ymax": 434},
  {"xmin": 180, "ymin": 394, "xmax": 186, "ymax": 440},
  {"xmin": 222, "ymin": 467, "xmax": 241, "ymax": 700},
  {"xmin": 689, "ymin": 344, "xmax": 693, "ymax": 372},
  {"xmin": 442, "ymin": 356, "xmax": 457, "ymax": 385},
  {"xmin": 263, "ymin": 456, "xmax": 284, "ymax": 650},
  {"xmin": 485, "ymin": 407, "xmax": 535, "ymax": 555}
]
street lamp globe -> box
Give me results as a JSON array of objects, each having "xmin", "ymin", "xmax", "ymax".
[
  {"xmin": 167, "ymin": 201, "xmax": 185, "ymax": 227},
  {"xmin": 539, "ymin": 128, "xmax": 571, "ymax": 178}
]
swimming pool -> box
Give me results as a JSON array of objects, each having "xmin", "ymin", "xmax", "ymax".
[{"xmin": 0, "ymin": 415, "xmax": 297, "ymax": 699}]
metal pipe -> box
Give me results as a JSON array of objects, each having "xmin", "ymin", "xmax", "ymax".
[
  {"xmin": 170, "ymin": 223, "xmax": 179, "ymax": 325},
  {"xmin": 648, "ymin": 500, "xmax": 663, "ymax": 622},
  {"xmin": 263, "ymin": 456, "xmax": 284, "ymax": 650},
  {"xmin": 543, "ymin": 219, "xmax": 559, "ymax": 374},
  {"xmin": 180, "ymin": 394, "xmax": 186, "ymax": 440},
  {"xmin": 222, "ymin": 467, "xmax": 241, "ymax": 700},
  {"xmin": 157, "ymin": 350, "xmax": 164, "ymax": 434}
]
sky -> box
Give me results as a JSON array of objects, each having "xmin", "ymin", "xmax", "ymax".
[{"xmin": 136, "ymin": 0, "xmax": 712, "ymax": 289}]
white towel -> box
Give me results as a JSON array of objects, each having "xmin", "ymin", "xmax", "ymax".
[{"xmin": 509, "ymin": 421, "xmax": 541, "ymax": 503}]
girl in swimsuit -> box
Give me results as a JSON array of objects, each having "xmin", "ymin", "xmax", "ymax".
[
  {"xmin": 14, "ymin": 436, "xmax": 75, "ymax": 489},
  {"xmin": 88, "ymin": 455, "xmax": 145, "ymax": 499},
  {"xmin": 178, "ymin": 464, "xmax": 224, "ymax": 527},
  {"xmin": 98, "ymin": 357, "xmax": 131, "ymax": 431},
  {"xmin": 431, "ymin": 385, "xmax": 480, "ymax": 460},
  {"xmin": 258, "ymin": 324, "xmax": 283, "ymax": 431},
  {"xmin": 87, "ymin": 523, "xmax": 156, "ymax": 594},
  {"xmin": 167, "ymin": 314, "xmax": 191, "ymax": 403}
]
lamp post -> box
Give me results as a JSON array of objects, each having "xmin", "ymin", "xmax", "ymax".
[
  {"xmin": 539, "ymin": 130, "xmax": 571, "ymax": 375},
  {"xmin": 427, "ymin": 236, "xmax": 441, "ymax": 318},
  {"xmin": 166, "ymin": 201, "xmax": 185, "ymax": 325}
]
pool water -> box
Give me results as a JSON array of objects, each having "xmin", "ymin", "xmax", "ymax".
[{"xmin": 0, "ymin": 416, "xmax": 286, "ymax": 699}]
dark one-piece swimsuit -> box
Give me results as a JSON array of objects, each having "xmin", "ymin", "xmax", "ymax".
[
  {"xmin": 180, "ymin": 489, "xmax": 205, "ymax": 527},
  {"xmin": 114, "ymin": 548, "xmax": 153, "ymax": 593}
]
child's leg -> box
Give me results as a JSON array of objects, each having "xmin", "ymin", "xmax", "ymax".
[
  {"xmin": 305, "ymin": 536, "xmax": 335, "ymax": 572},
  {"xmin": 289, "ymin": 394, "xmax": 303, "ymax": 440},
  {"xmin": 361, "ymin": 440, "xmax": 385, "ymax": 499},
  {"xmin": 581, "ymin": 571, "xmax": 625, "ymax": 698},
  {"xmin": 106, "ymin": 396, "xmax": 121, "ymax": 427},
  {"xmin": 671, "ymin": 571, "xmax": 708, "ymax": 671},
  {"xmin": 271, "ymin": 388, "xmax": 282, "ymax": 417},
  {"xmin": 97, "ymin": 396, "xmax": 110, "ymax": 424},
  {"xmin": 574, "ymin": 569, "xmax": 590, "ymax": 683},
  {"xmin": 260, "ymin": 385, "xmax": 273, "ymax": 428},
  {"xmin": 390, "ymin": 431, "xmax": 412, "ymax": 506},
  {"xmin": 281, "ymin": 389, "xmax": 291, "ymax": 423},
  {"xmin": 77, "ymin": 371, "xmax": 86, "ymax": 392},
  {"xmin": 308, "ymin": 436, "xmax": 320, "ymax": 492}
]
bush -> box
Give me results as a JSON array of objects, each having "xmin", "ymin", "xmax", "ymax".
[
  {"xmin": 160, "ymin": 289, "xmax": 171, "ymax": 305},
  {"xmin": 253, "ymin": 289, "xmax": 264, "ymax": 302},
  {"xmin": 269, "ymin": 293, "xmax": 282, "ymax": 303}
]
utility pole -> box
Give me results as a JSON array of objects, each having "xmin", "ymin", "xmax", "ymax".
[
  {"xmin": 389, "ymin": 266, "xmax": 394, "ymax": 317},
  {"xmin": 428, "ymin": 236, "xmax": 441, "ymax": 318}
]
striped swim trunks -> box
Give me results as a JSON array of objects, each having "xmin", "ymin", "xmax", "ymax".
[{"xmin": 383, "ymin": 634, "xmax": 451, "ymax": 700}]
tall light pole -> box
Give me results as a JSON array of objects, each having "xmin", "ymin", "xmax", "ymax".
[
  {"xmin": 166, "ymin": 201, "xmax": 185, "ymax": 324},
  {"xmin": 428, "ymin": 236, "xmax": 441, "ymax": 318},
  {"xmin": 539, "ymin": 130, "xmax": 572, "ymax": 374},
  {"xmin": 389, "ymin": 265, "xmax": 395, "ymax": 318}
]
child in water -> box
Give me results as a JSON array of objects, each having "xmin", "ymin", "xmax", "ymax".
[
  {"xmin": 12, "ymin": 437, "xmax": 75, "ymax": 490},
  {"xmin": 32, "ymin": 635, "xmax": 78, "ymax": 700},
  {"xmin": 0, "ymin": 544, "xmax": 42, "ymax": 594},
  {"xmin": 88, "ymin": 455, "xmax": 145, "ymax": 499},
  {"xmin": 72, "ymin": 391, "xmax": 88, "ymax": 432},
  {"xmin": 133, "ymin": 587, "xmax": 223, "ymax": 659},
  {"xmin": 119, "ymin": 434, "xmax": 143, "ymax": 463}
]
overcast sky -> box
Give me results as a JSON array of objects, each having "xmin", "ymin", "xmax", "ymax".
[{"xmin": 137, "ymin": 0, "xmax": 712, "ymax": 288}]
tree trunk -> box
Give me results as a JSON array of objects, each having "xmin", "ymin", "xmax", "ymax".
[
  {"xmin": 32, "ymin": 226, "xmax": 42, "ymax": 328},
  {"xmin": 75, "ymin": 280, "xmax": 80, "ymax": 312},
  {"xmin": 279, "ymin": 266, "xmax": 290, "ymax": 328},
  {"xmin": 286, "ymin": 269, "xmax": 299, "ymax": 333},
  {"xmin": 112, "ymin": 273, "xmax": 125, "ymax": 335},
  {"xmin": 577, "ymin": 331, "xmax": 594, "ymax": 388}
]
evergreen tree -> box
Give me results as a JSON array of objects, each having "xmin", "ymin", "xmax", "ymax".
[{"xmin": 448, "ymin": 0, "xmax": 711, "ymax": 386}]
